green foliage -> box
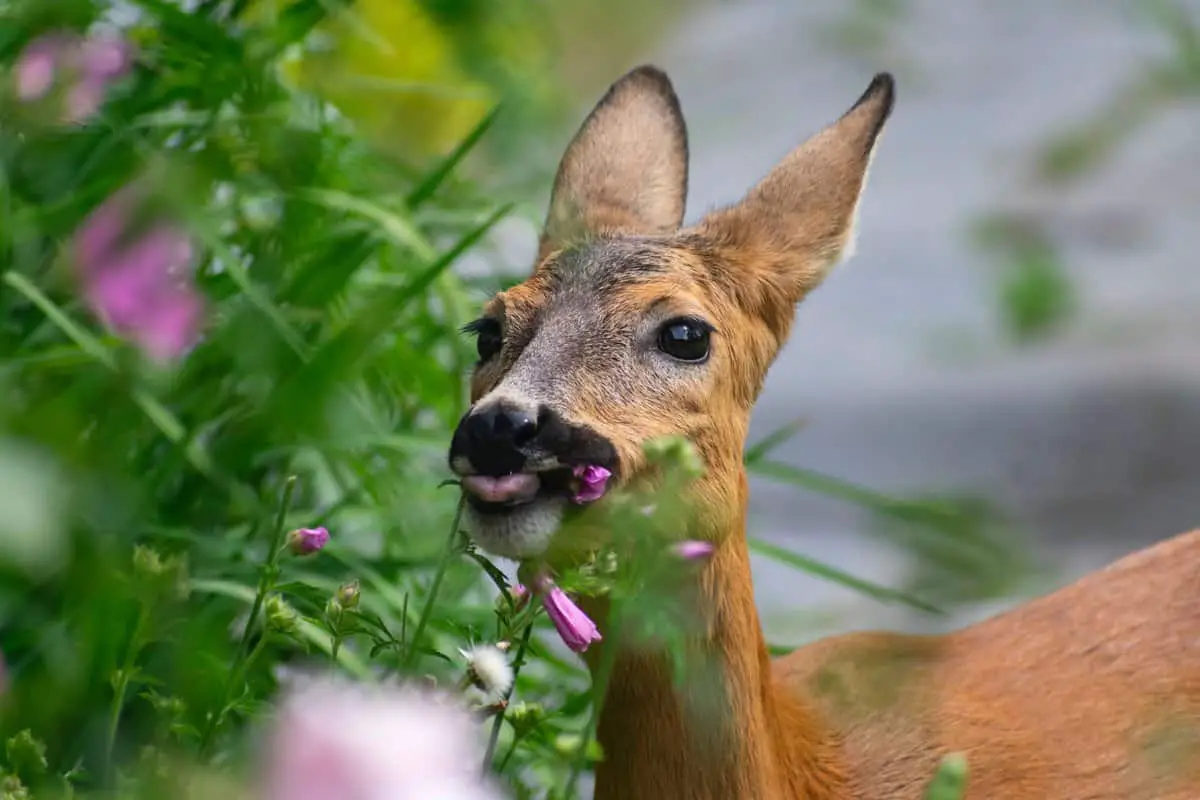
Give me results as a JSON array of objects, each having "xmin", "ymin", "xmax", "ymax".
[
  {"xmin": 923, "ymin": 752, "xmax": 968, "ymax": 800},
  {"xmin": 972, "ymin": 213, "xmax": 1076, "ymax": 345}
]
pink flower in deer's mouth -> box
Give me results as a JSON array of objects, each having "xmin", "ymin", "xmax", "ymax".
[
  {"xmin": 570, "ymin": 464, "xmax": 612, "ymax": 504},
  {"xmin": 533, "ymin": 574, "xmax": 602, "ymax": 653}
]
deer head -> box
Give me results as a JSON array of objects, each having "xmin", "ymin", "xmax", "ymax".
[{"xmin": 448, "ymin": 66, "xmax": 894, "ymax": 560}]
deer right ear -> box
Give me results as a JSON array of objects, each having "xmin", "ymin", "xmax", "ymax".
[
  {"xmin": 694, "ymin": 73, "xmax": 895, "ymax": 305},
  {"xmin": 537, "ymin": 65, "xmax": 689, "ymax": 262}
]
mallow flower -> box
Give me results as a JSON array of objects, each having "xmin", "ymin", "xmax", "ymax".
[
  {"xmin": 570, "ymin": 464, "xmax": 611, "ymax": 504},
  {"xmin": 71, "ymin": 183, "xmax": 204, "ymax": 363},
  {"xmin": 533, "ymin": 574, "xmax": 602, "ymax": 654},
  {"xmin": 13, "ymin": 31, "xmax": 134, "ymax": 123}
]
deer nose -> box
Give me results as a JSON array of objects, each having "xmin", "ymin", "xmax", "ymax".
[
  {"xmin": 456, "ymin": 401, "xmax": 539, "ymax": 475},
  {"xmin": 469, "ymin": 404, "xmax": 537, "ymax": 448}
]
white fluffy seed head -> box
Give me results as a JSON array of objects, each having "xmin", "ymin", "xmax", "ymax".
[{"xmin": 460, "ymin": 644, "xmax": 513, "ymax": 702}]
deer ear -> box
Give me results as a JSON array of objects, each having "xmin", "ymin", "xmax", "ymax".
[
  {"xmin": 538, "ymin": 65, "xmax": 689, "ymax": 261},
  {"xmin": 695, "ymin": 73, "xmax": 895, "ymax": 301}
]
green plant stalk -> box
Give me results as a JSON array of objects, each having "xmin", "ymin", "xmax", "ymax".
[
  {"xmin": 103, "ymin": 604, "xmax": 150, "ymax": 781},
  {"xmin": 401, "ymin": 496, "xmax": 465, "ymax": 671},
  {"xmin": 482, "ymin": 621, "xmax": 535, "ymax": 776},
  {"xmin": 329, "ymin": 606, "xmax": 344, "ymax": 666},
  {"xmin": 563, "ymin": 611, "xmax": 624, "ymax": 798},
  {"xmin": 497, "ymin": 736, "xmax": 521, "ymax": 773},
  {"xmin": 199, "ymin": 476, "xmax": 297, "ymax": 754}
]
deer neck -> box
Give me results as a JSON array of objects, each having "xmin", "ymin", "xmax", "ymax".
[{"xmin": 579, "ymin": 467, "xmax": 849, "ymax": 800}]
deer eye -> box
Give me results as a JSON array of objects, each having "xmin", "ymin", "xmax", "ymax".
[
  {"xmin": 464, "ymin": 318, "xmax": 503, "ymax": 362},
  {"xmin": 657, "ymin": 317, "xmax": 712, "ymax": 363}
]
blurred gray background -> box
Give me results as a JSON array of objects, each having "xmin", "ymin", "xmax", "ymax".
[{"xmin": 487, "ymin": 0, "xmax": 1200, "ymax": 643}]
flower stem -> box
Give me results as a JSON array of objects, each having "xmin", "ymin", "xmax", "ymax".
[
  {"xmin": 482, "ymin": 621, "xmax": 534, "ymax": 776},
  {"xmin": 402, "ymin": 496, "xmax": 464, "ymax": 671},
  {"xmin": 104, "ymin": 605, "xmax": 149, "ymax": 781},
  {"xmin": 563, "ymin": 611, "xmax": 623, "ymax": 798},
  {"xmin": 199, "ymin": 476, "xmax": 296, "ymax": 756},
  {"xmin": 497, "ymin": 738, "xmax": 521, "ymax": 772}
]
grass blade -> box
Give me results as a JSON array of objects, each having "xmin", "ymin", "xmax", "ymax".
[
  {"xmin": 748, "ymin": 537, "xmax": 941, "ymax": 615},
  {"xmin": 406, "ymin": 104, "xmax": 503, "ymax": 209}
]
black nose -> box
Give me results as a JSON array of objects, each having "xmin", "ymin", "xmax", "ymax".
[{"xmin": 452, "ymin": 402, "xmax": 538, "ymax": 475}]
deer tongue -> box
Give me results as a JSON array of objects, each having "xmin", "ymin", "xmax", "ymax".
[{"xmin": 461, "ymin": 473, "xmax": 541, "ymax": 504}]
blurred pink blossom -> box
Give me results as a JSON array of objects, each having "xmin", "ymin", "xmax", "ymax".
[
  {"xmin": 671, "ymin": 540, "xmax": 715, "ymax": 561},
  {"xmin": 71, "ymin": 185, "xmax": 204, "ymax": 363},
  {"xmin": 13, "ymin": 31, "xmax": 134, "ymax": 123},
  {"xmin": 263, "ymin": 676, "xmax": 504, "ymax": 800}
]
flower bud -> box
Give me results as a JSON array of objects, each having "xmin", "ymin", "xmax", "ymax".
[
  {"xmin": 324, "ymin": 597, "xmax": 342, "ymax": 620},
  {"xmin": 500, "ymin": 583, "xmax": 530, "ymax": 613},
  {"xmin": 507, "ymin": 701, "xmax": 546, "ymax": 737},
  {"xmin": 335, "ymin": 580, "xmax": 360, "ymax": 610},
  {"xmin": 265, "ymin": 595, "xmax": 298, "ymax": 635},
  {"xmin": 287, "ymin": 527, "xmax": 329, "ymax": 556}
]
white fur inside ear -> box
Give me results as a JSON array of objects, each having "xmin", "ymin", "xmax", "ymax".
[
  {"xmin": 835, "ymin": 128, "xmax": 885, "ymax": 268},
  {"xmin": 839, "ymin": 220, "xmax": 859, "ymax": 264}
]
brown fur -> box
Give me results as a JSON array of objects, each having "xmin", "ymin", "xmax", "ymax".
[{"xmin": 465, "ymin": 66, "xmax": 1200, "ymax": 798}]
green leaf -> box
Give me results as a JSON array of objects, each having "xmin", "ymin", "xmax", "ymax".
[
  {"xmin": 406, "ymin": 104, "xmax": 503, "ymax": 209},
  {"xmin": 744, "ymin": 419, "xmax": 807, "ymax": 466},
  {"xmin": 748, "ymin": 538, "xmax": 941, "ymax": 614}
]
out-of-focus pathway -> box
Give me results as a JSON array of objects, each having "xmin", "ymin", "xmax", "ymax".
[{"xmin": 643, "ymin": 0, "xmax": 1200, "ymax": 640}]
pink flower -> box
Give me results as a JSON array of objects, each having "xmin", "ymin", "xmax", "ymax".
[
  {"xmin": 71, "ymin": 185, "xmax": 205, "ymax": 363},
  {"xmin": 263, "ymin": 676, "xmax": 503, "ymax": 800},
  {"xmin": 287, "ymin": 527, "xmax": 329, "ymax": 556},
  {"xmin": 570, "ymin": 464, "xmax": 612, "ymax": 504},
  {"xmin": 13, "ymin": 32, "xmax": 134, "ymax": 122},
  {"xmin": 509, "ymin": 583, "xmax": 530, "ymax": 611},
  {"xmin": 534, "ymin": 575, "xmax": 602, "ymax": 654},
  {"xmin": 671, "ymin": 540, "xmax": 715, "ymax": 561},
  {"xmin": 14, "ymin": 36, "xmax": 63, "ymax": 100}
]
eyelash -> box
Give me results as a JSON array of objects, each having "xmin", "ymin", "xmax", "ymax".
[{"xmin": 460, "ymin": 318, "xmax": 492, "ymax": 336}]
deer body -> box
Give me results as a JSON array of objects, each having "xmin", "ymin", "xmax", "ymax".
[
  {"xmin": 589, "ymin": 520, "xmax": 1200, "ymax": 799},
  {"xmin": 446, "ymin": 65, "xmax": 1200, "ymax": 798}
]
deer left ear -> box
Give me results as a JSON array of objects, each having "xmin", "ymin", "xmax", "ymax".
[
  {"xmin": 694, "ymin": 73, "xmax": 895, "ymax": 302},
  {"xmin": 537, "ymin": 65, "xmax": 689, "ymax": 263}
]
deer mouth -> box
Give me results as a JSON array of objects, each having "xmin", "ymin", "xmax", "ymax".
[
  {"xmin": 459, "ymin": 468, "xmax": 577, "ymax": 515},
  {"xmin": 456, "ymin": 465, "xmax": 607, "ymax": 560}
]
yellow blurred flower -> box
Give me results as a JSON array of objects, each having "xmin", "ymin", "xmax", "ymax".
[{"xmin": 247, "ymin": 0, "xmax": 496, "ymax": 160}]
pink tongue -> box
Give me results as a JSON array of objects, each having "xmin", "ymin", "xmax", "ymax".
[{"xmin": 462, "ymin": 473, "xmax": 541, "ymax": 503}]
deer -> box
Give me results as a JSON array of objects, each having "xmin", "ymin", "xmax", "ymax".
[{"xmin": 446, "ymin": 65, "xmax": 1200, "ymax": 799}]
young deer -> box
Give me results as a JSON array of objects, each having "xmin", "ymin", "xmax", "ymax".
[{"xmin": 447, "ymin": 67, "xmax": 1200, "ymax": 799}]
